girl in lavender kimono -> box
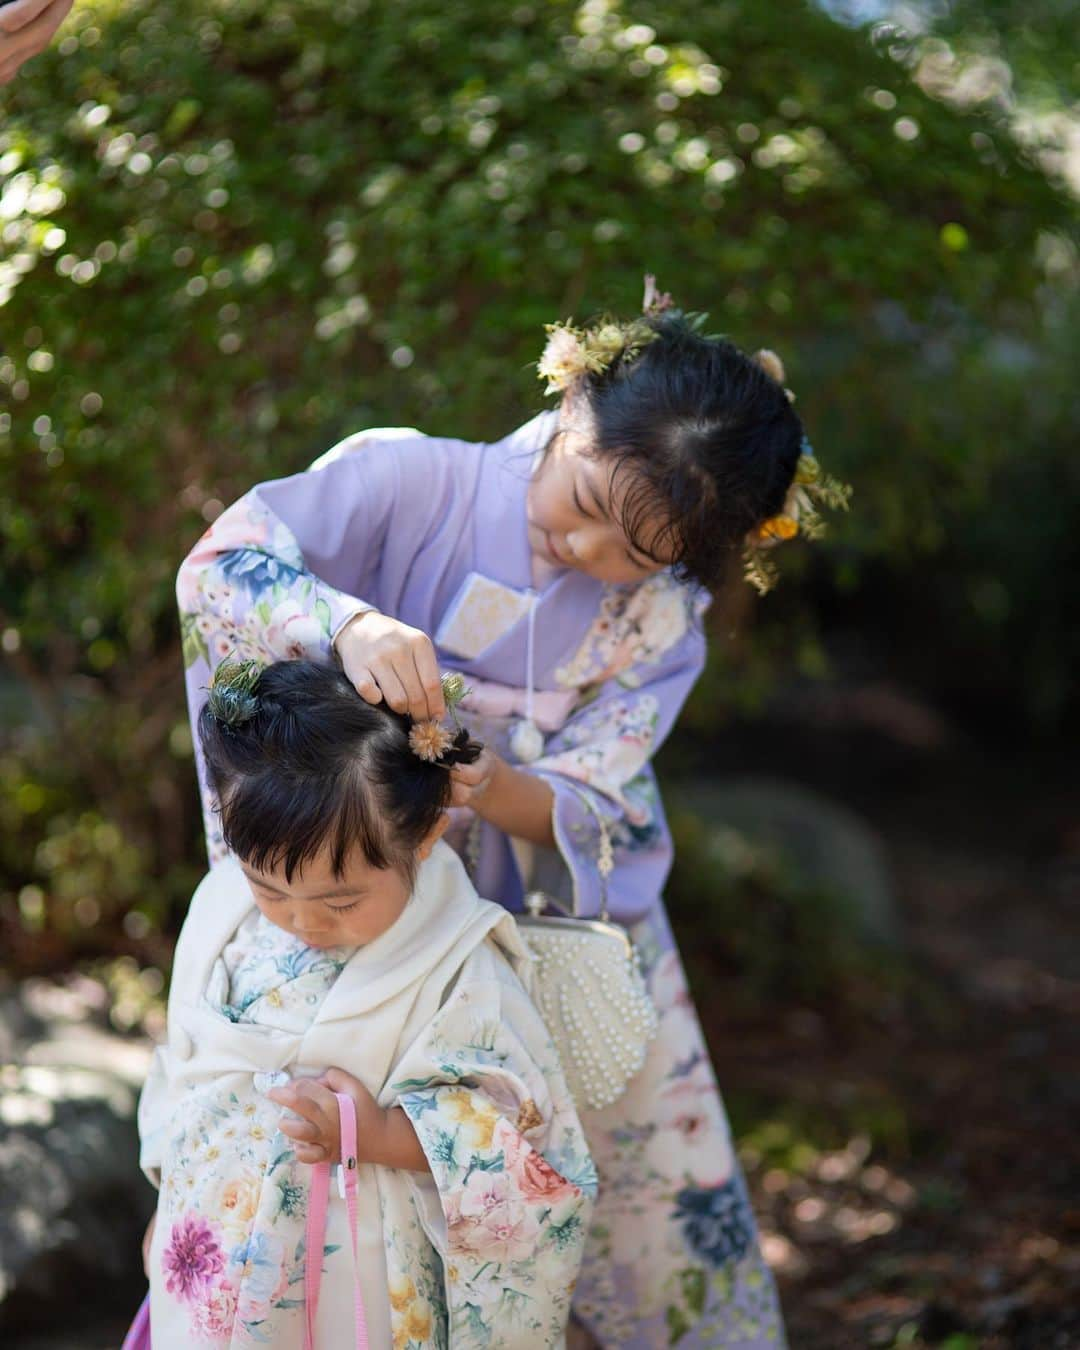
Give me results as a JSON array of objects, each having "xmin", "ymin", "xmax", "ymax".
[
  {"xmin": 177, "ymin": 288, "xmax": 851, "ymax": 1348},
  {"xmin": 140, "ymin": 658, "xmax": 595, "ymax": 1348}
]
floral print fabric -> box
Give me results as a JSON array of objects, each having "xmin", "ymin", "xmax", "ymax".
[
  {"xmin": 145, "ymin": 905, "xmax": 594, "ymax": 1348},
  {"xmin": 574, "ymin": 910, "xmax": 785, "ymax": 1348}
]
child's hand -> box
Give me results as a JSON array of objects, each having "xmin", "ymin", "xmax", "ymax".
[
  {"xmin": 334, "ymin": 610, "xmax": 446, "ymax": 722},
  {"xmin": 142, "ymin": 1211, "xmax": 156, "ymax": 1278},
  {"xmin": 268, "ymin": 1069, "xmax": 432, "ymax": 1174},
  {"xmin": 449, "ymin": 747, "xmax": 499, "ymax": 809},
  {"xmin": 269, "ymin": 1069, "xmax": 385, "ymax": 1165}
]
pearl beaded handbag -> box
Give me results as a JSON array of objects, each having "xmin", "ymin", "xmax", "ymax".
[{"xmin": 516, "ymin": 793, "xmax": 658, "ymax": 1112}]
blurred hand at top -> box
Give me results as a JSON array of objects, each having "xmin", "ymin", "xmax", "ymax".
[{"xmin": 0, "ymin": 0, "xmax": 74, "ymax": 86}]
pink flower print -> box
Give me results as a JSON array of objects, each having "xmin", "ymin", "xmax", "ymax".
[
  {"xmin": 645, "ymin": 1065, "xmax": 733, "ymax": 1188},
  {"xmin": 473, "ymin": 1201, "xmax": 542, "ymax": 1264},
  {"xmin": 161, "ymin": 1213, "xmax": 226, "ymax": 1302},
  {"xmin": 458, "ymin": 1167, "xmax": 512, "ymax": 1220},
  {"xmin": 264, "ymin": 602, "xmax": 325, "ymax": 661},
  {"xmin": 190, "ymin": 1279, "xmax": 238, "ymax": 1340},
  {"xmin": 497, "ymin": 1119, "xmax": 577, "ymax": 1205},
  {"xmin": 519, "ymin": 1148, "xmax": 578, "ymax": 1204}
]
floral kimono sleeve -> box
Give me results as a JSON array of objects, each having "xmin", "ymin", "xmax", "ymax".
[
  {"xmin": 529, "ymin": 574, "xmax": 711, "ymax": 926},
  {"xmin": 390, "ymin": 946, "xmax": 596, "ymax": 1348},
  {"xmin": 176, "ymin": 434, "xmax": 449, "ymax": 862}
]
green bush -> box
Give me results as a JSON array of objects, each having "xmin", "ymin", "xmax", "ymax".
[{"xmin": 0, "ymin": 0, "xmax": 1075, "ymax": 970}]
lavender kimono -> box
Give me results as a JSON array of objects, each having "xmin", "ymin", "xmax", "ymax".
[{"xmin": 178, "ymin": 412, "xmax": 787, "ymax": 1349}]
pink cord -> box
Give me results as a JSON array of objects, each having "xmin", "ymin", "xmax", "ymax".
[{"xmin": 304, "ymin": 1091, "xmax": 369, "ymax": 1350}]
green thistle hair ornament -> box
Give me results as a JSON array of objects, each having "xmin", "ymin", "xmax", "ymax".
[
  {"xmin": 440, "ymin": 671, "xmax": 470, "ymax": 726},
  {"xmin": 207, "ymin": 659, "xmax": 264, "ymax": 727}
]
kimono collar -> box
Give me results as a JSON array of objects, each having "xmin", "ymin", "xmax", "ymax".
[{"xmin": 176, "ymin": 844, "xmax": 528, "ymax": 1022}]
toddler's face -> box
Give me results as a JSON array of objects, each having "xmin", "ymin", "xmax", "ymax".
[
  {"xmin": 526, "ymin": 396, "xmax": 677, "ymax": 584},
  {"xmin": 237, "ymin": 819, "xmax": 446, "ymax": 948}
]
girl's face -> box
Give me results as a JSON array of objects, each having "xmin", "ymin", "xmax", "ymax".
[
  {"xmin": 526, "ymin": 398, "xmax": 677, "ymax": 584},
  {"xmin": 238, "ymin": 816, "xmax": 448, "ymax": 948}
]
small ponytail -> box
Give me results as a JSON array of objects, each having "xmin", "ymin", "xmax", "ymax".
[{"xmin": 198, "ymin": 659, "xmax": 481, "ymax": 885}]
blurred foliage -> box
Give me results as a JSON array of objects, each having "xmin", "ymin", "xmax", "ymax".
[{"xmin": 0, "ymin": 0, "xmax": 1076, "ymax": 970}]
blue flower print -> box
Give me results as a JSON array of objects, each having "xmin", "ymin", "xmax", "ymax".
[
  {"xmin": 673, "ymin": 1177, "xmax": 755, "ymax": 1267},
  {"xmin": 219, "ymin": 550, "xmax": 303, "ymax": 597}
]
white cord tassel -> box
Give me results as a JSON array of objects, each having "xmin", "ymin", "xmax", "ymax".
[{"xmin": 509, "ymin": 591, "xmax": 544, "ymax": 763}]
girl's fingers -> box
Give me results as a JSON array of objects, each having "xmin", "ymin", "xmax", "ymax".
[
  {"xmin": 277, "ymin": 1116, "xmax": 321, "ymax": 1143},
  {"xmin": 369, "ymin": 658, "xmax": 410, "ymax": 715},
  {"xmin": 0, "ymin": 0, "xmax": 55, "ymax": 34},
  {"xmin": 411, "ymin": 643, "xmax": 446, "ymax": 721},
  {"xmin": 323, "ymin": 1066, "xmax": 364, "ymax": 1096},
  {"xmin": 0, "ymin": 0, "xmax": 71, "ymax": 59},
  {"xmin": 350, "ymin": 666, "xmax": 383, "ymax": 705},
  {"xmin": 450, "ymin": 760, "xmax": 486, "ymax": 787},
  {"xmin": 293, "ymin": 1142, "xmax": 328, "ymax": 1164},
  {"xmin": 268, "ymin": 1080, "xmax": 334, "ymax": 1124},
  {"xmin": 390, "ymin": 654, "xmax": 429, "ymax": 722}
]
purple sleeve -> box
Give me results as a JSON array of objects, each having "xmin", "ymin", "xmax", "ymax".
[
  {"xmin": 176, "ymin": 433, "xmax": 450, "ymax": 863},
  {"xmin": 527, "ymin": 613, "xmax": 707, "ymax": 927}
]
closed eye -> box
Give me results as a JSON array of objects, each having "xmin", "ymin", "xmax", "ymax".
[
  {"xmin": 572, "ymin": 483, "xmax": 595, "ymax": 519},
  {"xmin": 324, "ymin": 899, "xmax": 362, "ymax": 913}
]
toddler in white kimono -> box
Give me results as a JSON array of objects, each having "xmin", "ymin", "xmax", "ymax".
[{"xmin": 138, "ymin": 658, "xmax": 596, "ymax": 1349}]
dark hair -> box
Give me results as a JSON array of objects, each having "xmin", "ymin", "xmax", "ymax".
[
  {"xmin": 574, "ymin": 313, "xmax": 803, "ymax": 592},
  {"xmin": 198, "ymin": 660, "xmax": 480, "ymax": 884}
]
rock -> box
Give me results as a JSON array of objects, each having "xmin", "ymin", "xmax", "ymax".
[
  {"xmin": 666, "ymin": 775, "xmax": 900, "ymax": 945},
  {"xmin": 0, "ymin": 979, "xmax": 155, "ymax": 1340}
]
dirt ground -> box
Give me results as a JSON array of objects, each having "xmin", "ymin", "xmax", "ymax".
[{"xmin": 692, "ymin": 718, "xmax": 1080, "ymax": 1350}]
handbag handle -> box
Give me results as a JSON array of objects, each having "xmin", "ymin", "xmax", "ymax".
[{"xmin": 303, "ymin": 1092, "xmax": 370, "ymax": 1350}]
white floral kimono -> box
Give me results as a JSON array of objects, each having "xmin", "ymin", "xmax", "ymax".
[{"xmin": 139, "ymin": 842, "xmax": 596, "ymax": 1349}]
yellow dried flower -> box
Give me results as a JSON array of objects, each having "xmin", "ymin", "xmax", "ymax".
[
  {"xmin": 795, "ymin": 453, "xmax": 821, "ymax": 485},
  {"xmin": 753, "ymin": 348, "xmax": 786, "ymax": 384},
  {"xmin": 756, "ymin": 514, "xmax": 799, "ymax": 543},
  {"xmin": 408, "ymin": 720, "xmax": 453, "ymax": 763}
]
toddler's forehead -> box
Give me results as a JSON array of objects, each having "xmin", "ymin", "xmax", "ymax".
[{"xmin": 244, "ymin": 846, "xmax": 383, "ymax": 896}]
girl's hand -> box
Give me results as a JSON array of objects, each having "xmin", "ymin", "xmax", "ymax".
[
  {"xmin": 268, "ymin": 1069, "xmax": 431, "ymax": 1173},
  {"xmin": 268, "ymin": 1069, "xmax": 384, "ymax": 1166},
  {"xmin": 449, "ymin": 747, "xmax": 499, "ymax": 809},
  {"xmin": 0, "ymin": 0, "xmax": 73, "ymax": 85},
  {"xmin": 334, "ymin": 610, "xmax": 446, "ymax": 722},
  {"xmin": 142, "ymin": 1211, "xmax": 157, "ymax": 1278}
]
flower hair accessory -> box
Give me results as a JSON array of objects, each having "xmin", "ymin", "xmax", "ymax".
[
  {"xmin": 536, "ymin": 278, "xmax": 852, "ymax": 594},
  {"xmin": 743, "ymin": 349, "xmax": 854, "ymax": 596},
  {"xmin": 206, "ymin": 659, "xmax": 263, "ymax": 727},
  {"xmin": 407, "ymin": 671, "xmax": 478, "ymax": 765}
]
